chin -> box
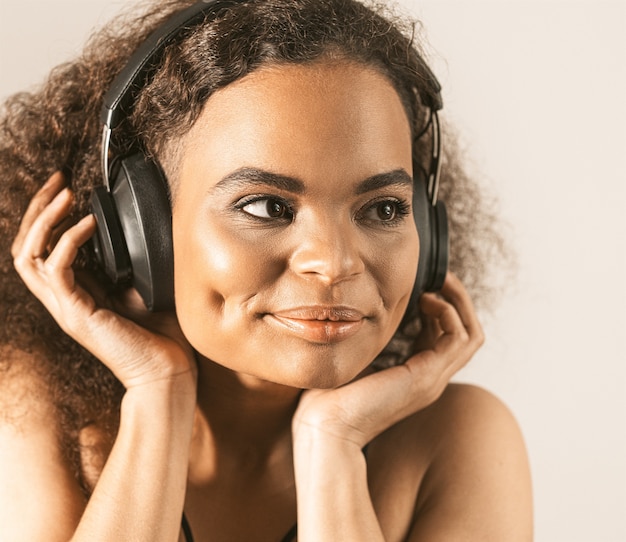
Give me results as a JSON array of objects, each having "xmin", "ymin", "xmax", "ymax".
[
  {"xmin": 192, "ymin": 317, "xmax": 396, "ymax": 391},
  {"xmin": 287, "ymin": 370, "xmax": 353, "ymax": 390},
  {"xmin": 264, "ymin": 344, "xmax": 379, "ymax": 390}
]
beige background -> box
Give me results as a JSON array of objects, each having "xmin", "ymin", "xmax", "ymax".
[{"xmin": 1, "ymin": 0, "xmax": 624, "ymax": 540}]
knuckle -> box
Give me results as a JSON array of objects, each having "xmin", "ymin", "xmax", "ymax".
[
  {"xmin": 13, "ymin": 253, "xmax": 29, "ymax": 274},
  {"xmin": 43, "ymin": 258, "xmax": 60, "ymax": 275},
  {"xmin": 10, "ymin": 242, "xmax": 20, "ymax": 260},
  {"xmin": 453, "ymin": 327, "xmax": 471, "ymax": 345},
  {"xmin": 468, "ymin": 323, "xmax": 485, "ymax": 349},
  {"xmin": 475, "ymin": 328, "xmax": 486, "ymax": 347}
]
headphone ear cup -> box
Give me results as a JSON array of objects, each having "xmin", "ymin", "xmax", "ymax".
[
  {"xmin": 91, "ymin": 153, "xmax": 174, "ymax": 311},
  {"xmin": 428, "ymin": 200, "xmax": 448, "ymax": 292},
  {"xmin": 403, "ymin": 180, "xmax": 449, "ymax": 324},
  {"xmin": 90, "ymin": 186, "xmax": 132, "ymax": 285}
]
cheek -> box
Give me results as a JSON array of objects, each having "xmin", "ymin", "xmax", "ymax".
[
  {"xmin": 370, "ymin": 228, "xmax": 420, "ymax": 326},
  {"xmin": 172, "ymin": 214, "xmax": 278, "ymax": 339}
]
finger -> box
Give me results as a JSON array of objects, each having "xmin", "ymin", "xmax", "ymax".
[
  {"xmin": 113, "ymin": 287, "xmax": 150, "ymax": 317},
  {"xmin": 14, "ymin": 215, "xmax": 95, "ymax": 317},
  {"xmin": 420, "ymin": 292, "xmax": 465, "ymax": 339},
  {"xmin": 48, "ymin": 215, "xmax": 76, "ymax": 253},
  {"xmin": 418, "ymin": 296, "xmax": 482, "ymax": 370},
  {"xmin": 420, "ymin": 294, "xmax": 471, "ymax": 362},
  {"xmin": 12, "ymin": 188, "xmax": 74, "ymax": 305},
  {"xmin": 404, "ymin": 278, "xmax": 484, "ymax": 390},
  {"xmin": 413, "ymin": 295, "xmax": 444, "ymax": 351},
  {"xmin": 75, "ymin": 268, "xmax": 112, "ymax": 309},
  {"xmin": 438, "ymin": 272, "xmax": 483, "ymax": 340},
  {"xmin": 305, "ymin": 359, "xmax": 440, "ymax": 445},
  {"xmin": 45, "ymin": 215, "xmax": 96, "ymax": 299},
  {"xmin": 11, "ymin": 172, "xmax": 66, "ymax": 258},
  {"xmin": 419, "ymin": 274, "xmax": 484, "ymax": 353},
  {"xmin": 16, "ymin": 187, "xmax": 73, "ymax": 264}
]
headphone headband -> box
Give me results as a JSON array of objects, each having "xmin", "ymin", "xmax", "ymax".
[
  {"xmin": 101, "ymin": 0, "xmax": 243, "ymax": 187},
  {"xmin": 101, "ymin": 0, "xmax": 241, "ymax": 130}
]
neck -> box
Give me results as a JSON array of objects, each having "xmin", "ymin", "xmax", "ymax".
[{"xmin": 188, "ymin": 355, "xmax": 301, "ymax": 484}]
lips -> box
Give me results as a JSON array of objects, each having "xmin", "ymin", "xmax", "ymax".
[{"xmin": 266, "ymin": 306, "xmax": 366, "ymax": 343}]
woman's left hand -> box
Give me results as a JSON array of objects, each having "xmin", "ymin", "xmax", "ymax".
[{"xmin": 292, "ymin": 272, "xmax": 484, "ymax": 449}]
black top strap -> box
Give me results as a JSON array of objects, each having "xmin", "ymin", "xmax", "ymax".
[
  {"xmin": 280, "ymin": 522, "xmax": 298, "ymax": 542},
  {"xmin": 182, "ymin": 512, "xmax": 195, "ymax": 542}
]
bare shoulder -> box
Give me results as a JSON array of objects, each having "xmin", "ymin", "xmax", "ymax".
[
  {"xmin": 369, "ymin": 384, "xmax": 533, "ymax": 542},
  {"xmin": 420, "ymin": 383, "xmax": 529, "ymax": 448},
  {"xmin": 410, "ymin": 383, "xmax": 533, "ymax": 540},
  {"xmin": 0, "ymin": 347, "xmax": 85, "ymax": 541}
]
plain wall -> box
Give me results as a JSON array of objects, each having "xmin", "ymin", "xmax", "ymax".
[{"xmin": 1, "ymin": 1, "xmax": 624, "ymax": 540}]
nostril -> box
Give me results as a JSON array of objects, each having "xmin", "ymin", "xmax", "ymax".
[{"xmin": 289, "ymin": 242, "xmax": 364, "ymax": 284}]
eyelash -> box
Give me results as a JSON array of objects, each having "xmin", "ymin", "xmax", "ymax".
[
  {"xmin": 233, "ymin": 195, "xmax": 411, "ymax": 227},
  {"xmin": 358, "ymin": 198, "xmax": 411, "ymax": 227},
  {"xmin": 234, "ymin": 195, "xmax": 295, "ymax": 222}
]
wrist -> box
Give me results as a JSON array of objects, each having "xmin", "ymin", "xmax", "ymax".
[
  {"xmin": 292, "ymin": 414, "xmax": 370, "ymax": 453},
  {"xmin": 293, "ymin": 424, "xmax": 362, "ymax": 453},
  {"xmin": 121, "ymin": 373, "xmax": 197, "ymax": 431},
  {"xmin": 76, "ymin": 372, "xmax": 195, "ymax": 542},
  {"xmin": 293, "ymin": 428, "xmax": 366, "ymax": 487},
  {"xmin": 293, "ymin": 429, "xmax": 380, "ymax": 542}
]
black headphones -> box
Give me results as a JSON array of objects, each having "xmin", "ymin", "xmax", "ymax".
[{"xmin": 90, "ymin": 0, "xmax": 448, "ymax": 313}]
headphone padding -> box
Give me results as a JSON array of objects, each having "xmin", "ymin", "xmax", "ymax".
[
  {"xmin": 427, "ymin": 201, "xmax": 448, "ymax": 292},
  {"xmin": 111, "ymin": 153, "xmax": 174, "ymax": 311},
  {"xmin": 90, "ymin": 186, "xmax": 132, "ymax": 284},
  {"xmin": 404, "ymin": 177, "xmax": 449, "ymax": 325}
]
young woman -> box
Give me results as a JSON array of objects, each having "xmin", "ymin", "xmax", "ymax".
[{"xmin": 0, "ymin": 0, "xmax": 532, "ymax": 540}]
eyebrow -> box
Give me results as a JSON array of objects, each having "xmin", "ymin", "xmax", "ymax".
[
  {"xmin": 355, "ymin": 169, "xmax": 414, "ymax": 194},
  {"xmin": 211, "ymin": 168, "xmax": 305, "ymax": 195},
  {"xmin": 210, "ymin": 167, "xmax": 413, "ymax": 195}
]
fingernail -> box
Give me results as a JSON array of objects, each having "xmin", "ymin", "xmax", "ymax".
[{"xmin": 56, "ymin": 186, "xmax": 72, "ymax": 199}]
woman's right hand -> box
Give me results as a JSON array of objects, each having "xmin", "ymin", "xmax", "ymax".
[{"xmin": 11, "ymin": 171, "xmax": 196, "ymax": 391}]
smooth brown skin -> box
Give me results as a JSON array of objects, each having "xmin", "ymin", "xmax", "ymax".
[
  {"xmin": 3, "ymin": 61, "xmax": 533, "ymax": 541},
  {"xmin": 174, "ymin": 62, "xmax": 417, "ymax": 389}
]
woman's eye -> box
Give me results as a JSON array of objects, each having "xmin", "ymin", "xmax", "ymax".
[
  {"xmin": 240, "ymin": 198, "xmax": 293, "ymax": 220},
  {"xmin": 375, "ymin": 202, "xmax": 398, "ymax": 221},
  {"xmin": 361, "ymin": 200, "xmax": 410, "ymax": 223}
]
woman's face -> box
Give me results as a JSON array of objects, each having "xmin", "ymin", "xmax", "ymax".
[{"xmin": 172, "ymin": 61, "xmax": 417, "ymax": 388}]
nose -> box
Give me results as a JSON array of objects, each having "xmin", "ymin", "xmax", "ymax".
[{"xmin": 289, "ymin": 214, "xmax": 365, "ymax": 285}]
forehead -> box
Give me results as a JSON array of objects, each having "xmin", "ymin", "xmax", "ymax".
[{"xmin": 179, "ymin": 60, "xmax": 413, "ymax": 191}]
